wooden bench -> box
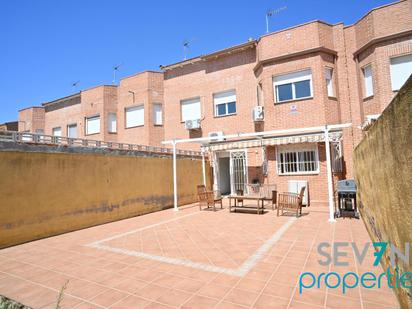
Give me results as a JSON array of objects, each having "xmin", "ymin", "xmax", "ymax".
[{"xmin": 277, "ymin": 186, "xmax": 305, "ymax": 217}]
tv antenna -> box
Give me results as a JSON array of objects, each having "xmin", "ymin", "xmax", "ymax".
[
  {"xmin": 71, "ymin": 81, "xmax": 80, "ymax": 92},
  {"xmin": 112, "ymin": 63, "xmax": 122, "ymax": 84},
  {"xmin": 266, "ymin": 6, "xmax": 287, "ymax": 33},
  {"xmin": 182, "ymin": 38, "xmax": 198, "ymax": 60},
  {"xmin": 183, "ymin": 40, "xmax": 191, "ymax": 60}
]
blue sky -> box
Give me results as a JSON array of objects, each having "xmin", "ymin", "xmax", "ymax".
[{"xmin": 1, "ymin": 0, "xmax": 392, "ymax": 123}]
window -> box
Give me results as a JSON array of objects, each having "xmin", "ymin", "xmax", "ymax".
[
  {"xmin": 214, "ymin": 90, "xmax": 236, "ymax": 117},
  {"xmin": 363, "ymin": 65, "xmax": 373, "ymax": 97},
  {"xmin": 325, "ymin": 68, "xmax": 334, "ymax": 97},
  {"xmin": 390, "ymin": 54, "xmax": 412, "ymax": 91},
  {"xmin": 108, "ymin": 113, "xmax": 117, "ymax": 133},
  {"xmin": 273, "ymin": 69, "xmax": 312, "ymax": 103},
  {"xmin": 52, "ymin": 127, "xmax": 62, "ymax": 137},
  {"xmin": 277, "ymin": 145, "xmax": 319, "ymax": 175},
  {"xmin": 153, "ymin": 104, "xmax": 163, "ymax": 125},
  {"xmin": 125, "ymin": 105, "xmax": 144, "ymax": 128},
  {"xmin": 67, "ymin": 124, "xmax": 77, "ymax": 138},
  {"xmin": 181, "ymin": 97, "xmax": 201, "ymax": 122},
  {"xmin": 86, "ymin": 115, "xmax": 100, "ymax": 135}
]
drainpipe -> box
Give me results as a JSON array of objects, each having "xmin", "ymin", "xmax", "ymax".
[
  {"xmin": 324, "ymin": 125, "xmax": 336, "ymax": 222},
  {"xmin": 201, "ymin": 147, "xmax": 206, "ymax": 187},
  {"xmin": 172, "ymin": 140, "xmax": 178, "ymax": 211}
]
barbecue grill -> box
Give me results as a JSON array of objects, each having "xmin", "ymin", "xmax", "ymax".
[{"xmin": 335, "ymin": 179, "xmax": 359, "ymax": 219}]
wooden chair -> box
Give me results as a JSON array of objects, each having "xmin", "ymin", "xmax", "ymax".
[
  {"xmin": 277, "ymin": 186, "xmax": 305, "ymax": 217},
  {"xmin": 197, "ymin": 185, "xmax": 223, "ymax": 211}
]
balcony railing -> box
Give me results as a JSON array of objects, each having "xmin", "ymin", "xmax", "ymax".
[{"xmin": 0, "ymin": 131, "xmax": 203, "ymax": 157}]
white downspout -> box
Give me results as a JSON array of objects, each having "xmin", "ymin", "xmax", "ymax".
[
  {"xmin": 324, "ymin": 125, "xmax": 336, "ymax": 222},
  {"xmin": 172, "ymin": 140, "xmax": 178, "ymax": 211}
]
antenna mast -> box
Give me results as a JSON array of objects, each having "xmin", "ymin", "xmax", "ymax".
[
  {"xmin": 113, "ymin": 63, "xmax": 122, "ymax": 84},
  {"xmin": 266, "ymin": 6, "xmax": 287, "ymax": 33}
]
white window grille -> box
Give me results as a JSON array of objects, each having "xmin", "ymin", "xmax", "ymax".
[{"xmin": 277, "ymin": 145, "xmax": 319, "ymax": 175}]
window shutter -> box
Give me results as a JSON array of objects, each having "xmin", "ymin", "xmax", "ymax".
[
  {"xmin": 363, "ymin": 65, "xmax": 373, "ymax": 97},
  {"xmin": 181, "ymin": 98, "xmax": 201, "ymax": 122},
  {"xmin": 86, "ymin": 116, "xmax": 100, "ymax": 135},
  {"xmin": 390, "ymin": 54, "xmax": 412, "ymax": 91},
  {"xmin": 108, "ymin": 113, "xmax": 117, "ymax": 133},
  {"xmin": 153, "ymin": 104, "xmax": 162, "ymax": 125},
  {"xmin": 126, "ymin": 106, "xmax": 144, "ymax": 128}
]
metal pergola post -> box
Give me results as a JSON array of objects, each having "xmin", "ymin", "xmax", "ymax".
[
  {"xmin": 324, "ymin": 125, "xmax": 336, "ymax": 222},
  {"xmin": 172, "ymin": 140, "xmax": 178, "ymax": 211}
]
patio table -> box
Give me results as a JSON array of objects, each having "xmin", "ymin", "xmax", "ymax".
[{"xmin": 228, "ymin": 195, "xmax": 265, "ymax": 214}]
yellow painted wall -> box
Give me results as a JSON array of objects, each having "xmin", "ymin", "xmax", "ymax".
[
  {"xmin": 354, "ymin": 77, "xmax": 412, "ymax": 309},
  {"xmin": 0, "ymin": 150, "xmax": 211, "ymax": 248}
]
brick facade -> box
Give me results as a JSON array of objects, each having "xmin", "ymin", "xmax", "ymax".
[{"xmin": 17, "ymin": 1, "xmax": 412, "ymax": 206}]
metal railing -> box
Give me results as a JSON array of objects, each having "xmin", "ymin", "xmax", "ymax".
[{"xmin": 0, "ymin": 131, "xmax": 203, "ymax": 157}]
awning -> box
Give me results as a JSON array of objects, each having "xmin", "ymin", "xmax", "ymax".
[{"xmin": 207, "ymin": 132, "xmax": 342, "ymax": 151}]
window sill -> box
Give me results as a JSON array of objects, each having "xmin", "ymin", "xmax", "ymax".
[
  {"xmin": 108, "ymin": 132, "xmax": 117, "ymax": 134},
  {"xmin": 278, "ymin": 171, "xmax": 320, "ymax": 176},
  {"xmin": 275, "ymin": 96, "xmax": 313, "ymax": 104},
  {"xmin": 214, "ymin": 113, "xmax": 237, "ymax": 118},
  {"xmin": 154, "ymin": 124, "xmax": 163, "ymax": 127},
  {"xmin": 363, "ymin": 95, "xmax": 374, "ymax": 102},
  {"xmin": 85, "ymin": 133, "xmax": 100, "ymax": 136},
  {"xmin": 328, "ymin": 96, "xmax": 338, "ymax": 101},
  {"xmin": 125, "ymin": 125, "xmax": 144, "ymax": 129}
]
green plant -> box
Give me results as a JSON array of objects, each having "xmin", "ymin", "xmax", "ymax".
[{"xmin": 55, "ymin": 280, "xmax": 69, "ymax": 309}]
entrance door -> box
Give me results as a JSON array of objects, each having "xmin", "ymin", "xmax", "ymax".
[
  {"xmin": 218, "ymin": 157, "xmax": 231, "ymax": 195},
  {"xmin": 230, "ymin": 151, "xmax": 247, "ymax": 194}
]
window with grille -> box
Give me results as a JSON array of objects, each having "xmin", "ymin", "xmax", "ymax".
[{"xmin": 277, "ymin": 145, "xmax": 319, "ymax": 175}]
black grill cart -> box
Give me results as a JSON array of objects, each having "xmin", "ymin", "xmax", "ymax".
[{"xmin": 335, "ymin": 179, "xmax": 359, "ymax": 219}]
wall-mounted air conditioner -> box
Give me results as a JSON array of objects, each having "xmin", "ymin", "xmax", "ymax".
[
  {"xmin": 185, "ymin": 119, "xmax": 201, "ymax": 130},
  {"xmin": 253, "ymin": 106, "xmax": 264, "ymax": 122},
  {"xmin": 208, "ymin": 131, "xmax": 225, "ymax": 142}
]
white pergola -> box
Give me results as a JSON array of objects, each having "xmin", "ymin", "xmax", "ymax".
[{"xmin": 162, "ymin": 123, "xmax": 352, "ymax": 222}]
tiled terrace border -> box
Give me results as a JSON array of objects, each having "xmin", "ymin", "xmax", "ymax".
[{"xmin": 87, "ymin": 213, "xmax": 297, "ymax": 277}]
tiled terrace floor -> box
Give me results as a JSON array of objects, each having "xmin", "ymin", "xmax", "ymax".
[{"xmin": 0, "ymin": 201, "xmax": 399, "ymax": 309}]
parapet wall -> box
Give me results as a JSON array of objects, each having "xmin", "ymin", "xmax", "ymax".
[{"xmin": 0, "ymin": 142, "xmax": 210, "ymax": 248}]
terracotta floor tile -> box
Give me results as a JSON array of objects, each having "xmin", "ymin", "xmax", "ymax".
[
  {"xmin": 253, "ymin": 294, "xmax": 290, "ymax": 309},
  {"xmin": 215, "ymin": 301, "xmax": 248, "ymax": 309},
  {"xmin": 181, "ymin": 295, "xmax": 219, "ymax": 308},
  {"xmin": 223, "ymin": 288, "xmax": 259, "ymax": 307},
  {"xmin": 89, "ymin": 288, "xmax": 128, "ymax": 307},
  {"xmin": 174, "ymin": 277, "xmax": 204, "ymax": 293},
  {"xmin": 110, "ymin": 295, "xmax": 151, "ymax": 309},
  {"xmin": 197, "ymin": 283, "xmax": 232, "ymax": 300},
  {"xmin": 156, "ymin": 288, "xmax": 192, "ymax": 307},
  {"xmin": 326, "ymin": 294, "xmax": 362, "ymax": 309},
  {"xmin": 134, "ymin": 283, "xmax": 167, "ymax": 301}
]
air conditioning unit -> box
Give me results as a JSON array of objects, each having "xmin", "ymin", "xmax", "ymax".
[
  {"xmin": 253, "ymin": 106, "xmax": 264, "ymax": 122},
  {"xmin": 208, "ymin": 131, "xmax": 225, "ymax": 142},
  {"xmin": 185, "ymin": 119, "xmax": 201, "ymax": 130}
]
